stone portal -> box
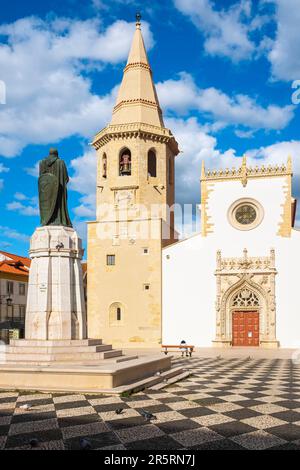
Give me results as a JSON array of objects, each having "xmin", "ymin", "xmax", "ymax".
[{"xmin": 213, "ymin": 248, "xmax": 279, "ymax": 348}]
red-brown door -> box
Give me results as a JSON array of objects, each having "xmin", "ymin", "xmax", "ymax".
[{"xmin": 232, "ymin": 311, "xmax": 259, "ymax": 346}]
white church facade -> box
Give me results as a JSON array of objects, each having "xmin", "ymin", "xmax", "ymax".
[{"xmin": 163, "ymin": 157, "xmax": 300, "ymax": 348}]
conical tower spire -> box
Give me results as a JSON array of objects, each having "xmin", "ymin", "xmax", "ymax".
[{"xmin": 111, "ymin": 14, "xmax": 164, "ymax": 127}]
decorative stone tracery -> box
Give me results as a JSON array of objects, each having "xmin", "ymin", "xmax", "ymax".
[
  {"xmin": 213, "ymin": 248, "xmax": 279, "ymax": 348},
  {"xmin": 232, "ymin": 290, "xmax": 259, "ymax": 308}
]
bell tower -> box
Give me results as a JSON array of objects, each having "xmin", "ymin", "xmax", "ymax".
[{"xmin": 87, "ymin": 15, "xmax": 179, "ymax": 347}]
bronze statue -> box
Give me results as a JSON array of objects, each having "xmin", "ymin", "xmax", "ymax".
[{"xmin": 38, "ymin": 148, "xmax": 72, "ymax": 227}]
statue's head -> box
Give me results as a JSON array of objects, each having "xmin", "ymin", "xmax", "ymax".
[{"xmin": 49, "ymin": 148, "xmax": 58, "ymax": 157}]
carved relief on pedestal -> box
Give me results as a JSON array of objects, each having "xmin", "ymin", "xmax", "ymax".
[{"xmin": 214, "ymin": 248, "xmax": 277, "ymax": 346}]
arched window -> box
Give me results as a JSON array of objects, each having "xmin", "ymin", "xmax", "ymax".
[
  {"xmin": 119, "ymin": 148, "xmax": 131, "ymax": 176},
  {"xmin": 109, "ymin": 302, "xmax": 124, "ymax": 326},
  {"xmin": 117, "ymin": 307, "xmax": 121, "ymax": 321},
  {"xmin": 102, "ymin": 153, "xmax": 107, "ymax": 178},
  {"xmin": 147, "ymin": 149, "xmax": 157, "ymax": 177}
]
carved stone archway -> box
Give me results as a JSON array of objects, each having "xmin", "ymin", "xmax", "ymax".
[{"xmin": 213, "ymin": 248, "xmax": 279, "ymax": 348}]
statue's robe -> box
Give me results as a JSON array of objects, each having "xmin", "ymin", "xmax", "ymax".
[{"xmin": 38, "ymin": 155, "xmax": 72, "ymax": 227}]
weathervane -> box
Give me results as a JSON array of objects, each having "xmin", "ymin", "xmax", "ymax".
[{"xmin": 136, "ymin": 12, "xmax": 141, "ymax": 24}]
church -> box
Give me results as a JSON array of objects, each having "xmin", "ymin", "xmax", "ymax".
[
  {"xmin": 163, "ymin": 157, "xmax": 300, "ymax": 349},
  {"xmin": 87, "ymin": 17, "xmax": 300, "ymax": 349}
]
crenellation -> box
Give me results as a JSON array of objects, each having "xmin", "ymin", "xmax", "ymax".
[{"xmin": 202, "ymin": 156, "xmax": 292, "ymax": 183}]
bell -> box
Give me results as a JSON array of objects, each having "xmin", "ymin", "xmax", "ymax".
[{"xmin": 121, "ymin": 154, "xmax": 131, "ymax": 175}]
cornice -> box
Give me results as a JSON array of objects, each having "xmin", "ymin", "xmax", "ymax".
[{"xmin": 92, "ymin": 122, "xmax": 179, "ymax": 154}]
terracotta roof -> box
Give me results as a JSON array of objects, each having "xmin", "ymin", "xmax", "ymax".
[
  {"xmin": 0, "ymin": 250, "xmax": 30, "ymax": 277},
  {"xmin": 0, "ymin": 250, "xmax": 31, "ymax": 268},
  {"xmin": 0, "ymin": 261, "xmax": 29, "ymax": 276}
]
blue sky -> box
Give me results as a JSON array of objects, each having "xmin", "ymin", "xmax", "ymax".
[{"xmin": 0, "ymin": 0, "xmax": 299, "ymax": 256}]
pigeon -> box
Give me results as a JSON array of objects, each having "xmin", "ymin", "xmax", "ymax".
[
  {"xmin": 155, "ymin": 371, "xmax": 161, "ymax": 376},
  {"xmin": 140, "ymin": 409, "xmax": 156, "ymax": 421},
  {"xmin": 115, "ymin": 408, "xmax": 124, "ymax": 415},
  {"xmin": 29, "ymin": 438, "xmax": 39, "ymax": 448},
  {"xmin": 79, "ymin": 438, "xmax": 92, "ymax": 450},
  {"xmin": 20, "ymin": 403, "xmax": 32, "ymax": 410}
]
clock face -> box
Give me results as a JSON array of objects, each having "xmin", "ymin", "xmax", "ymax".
[
  {"xmin": 235, "ymin": 204, "xmax": 257, "ymax": 225},
  {"xmin": 115, "ymin": 190, "xmax": 134, "ymax": 206}
]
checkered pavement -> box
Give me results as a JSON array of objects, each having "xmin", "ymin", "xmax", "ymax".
[{"xmin": 1, "ymin": 357, "xmax": 300, "ymax": 450}]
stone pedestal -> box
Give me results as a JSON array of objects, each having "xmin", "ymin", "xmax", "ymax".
[
  {"xmin": 0, "ymin": 225, "xmax": 182, "ymax": 393},
  {"xmin": 25, "ymin": 226, "xmax": 86, "ymax": 340}
]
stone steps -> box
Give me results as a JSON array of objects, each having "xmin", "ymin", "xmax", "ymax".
[
  {"xmin": 6, "ymin": 344, "xmax": 113, "ymax": 354},
  {"xmin": 107, "ymin": 365, "xmax": 188, "ymax": 394},
  {"xmin": 0, "ymin": 355, "xmax": 176, "ymax": 392},
  {"xmin": 5, "ymin": 338, "xmax": 124, "ymax": 364},
  {"xmin": 9, "ymin": 339, "xmax": 103, "ymax": 347},
  {"xmin": 66, "ymin": 355, "xmax": 139, "ymax": 366},
  {"xmin": 4, "ymin": 349, "xmax": 124, "ymax": 363},
  {"xmin": 148, "ymin": 370, "xmax": 191, "ymax": 390}
]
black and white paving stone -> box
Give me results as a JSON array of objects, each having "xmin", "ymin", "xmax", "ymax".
[{"xmin": 1, "ymin": 357, "xmax": 300, "ymax": 450}]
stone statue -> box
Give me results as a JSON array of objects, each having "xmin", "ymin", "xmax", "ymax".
[{"xmin": 38, "ymin": 148, "xmax": 72, "ymax": 227}]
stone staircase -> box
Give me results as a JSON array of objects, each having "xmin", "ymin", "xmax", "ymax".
[
  {"xmin": 5, "ymin": 339, "xmax": 138, "ymax": 366},
  {"xmin": 0, "ymin": 339, "xmax": 188, "ymax": 393}
]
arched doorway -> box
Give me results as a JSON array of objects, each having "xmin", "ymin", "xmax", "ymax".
[
  {"xmin": 213, "ymin": 249, "xmax": 279, "ymax": 348},
  {"xmin": 231, "ymin": 289, "xmax": 260, "ymax": 346}
]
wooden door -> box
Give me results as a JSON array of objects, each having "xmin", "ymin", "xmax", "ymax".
[{"xmin": 232, "ymin": 311, "xmax": 259, "ymax": 346}]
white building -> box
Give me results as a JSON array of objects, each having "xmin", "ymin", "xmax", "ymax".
[
  {"xmin": 0, "ymin": 251, "xmax": 30, "ymax": 343},
  {"xmin": 163, "ymin": 157, "xmax": 300, "ymax": 348}
]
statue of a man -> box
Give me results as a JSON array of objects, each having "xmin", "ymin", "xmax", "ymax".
[{"xmin": 38, "ymin": 148, "xmax": 72, "ymax": 227}]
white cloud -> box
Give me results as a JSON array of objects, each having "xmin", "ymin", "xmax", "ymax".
[
  {"xmin": 247, "ymin": 140, "xmax": 300, "ymax": 225},
  {"xmin": 25, "ymin": 162, "xmax": 39, "ymax": 177},
  {"xmin": 0, "ymin": 163, "xmax": 9, "ymax": 173},
  {"xmin": 0, "ymin": 17, "xmax": 153, "ymax": 157},
  {"xmin": 49, "ymin": 18, "xmax": 153, "ymax": 64},
  {"xmin": 165, "ymin": 116, "xmax": 300, "ymax": 206},
  {"xmin": 0, "ymin": 163, "xmax": 9, "ymax": 189},
  {"xmin": 167, "ymin": 117, "xmax": 236, "ymax": 204},
  {"xmin": 74, "ymin": 202, "xmax": 95, "ymax": 218},
  {"xmin": 267, "ymin": 0, "xmax": 300, "ymax": 81},
  {"xmin": 14, "ymin": 192, "xmax": 27, "ymax": 201},
  {"xmin": 234, "ymin": 129, "xmax": 255, "ymax": 139},
  {"xmin": 91, "ymin": 0, "xmax": 136, "ymax": 10},
  {"xmin": 157, "ymin": 72, "xmax": 294, "ymax": 131},
  {"xmin": 69, "ymin": 149, "xmax": 97, "ymax": 196},
  {"xmin": 0, "ymin": 241, "xmax": 12, "ymax": 248},
  {"xmin": 246, "ymin": 140, "xmax": 300, "ymax": 171},
  {"xmin": 0, "ymin": 225, "xmax": 30, "ymax": 242},
  {"xmin": 69, "ymin": 148, "xmax": 97, "ymax": 220},
  {"xmin": 6, "ymin": 195, "xmax": 39, "ymax": 216},
  {"xmin": 173, "ymin": 0, "xmax": 266, "ymax": 61}
]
